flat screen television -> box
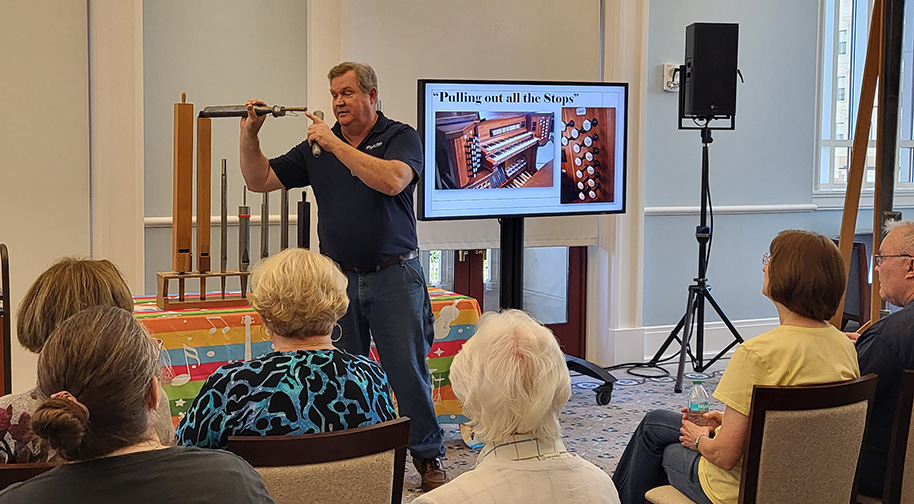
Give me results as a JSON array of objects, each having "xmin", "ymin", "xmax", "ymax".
[{"xmin": 417, "ymin": 79, "xmax": 627, "ymax": 220}]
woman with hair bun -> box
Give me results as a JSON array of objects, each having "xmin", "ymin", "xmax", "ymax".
[
  {"xmin": 0, "ymin": 257, "xmax": 174, "ymax": 464},
  {"xmin": 0, "ymin": 307, "xmax": 274, "ymax": 503}
]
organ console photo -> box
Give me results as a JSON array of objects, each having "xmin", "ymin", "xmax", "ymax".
[
  {"xmin": 434, "ymin": 111, "xmax": 553, "ymax": 190},
  {"xmin": 559, "ymin": 107, "xmax": 615, "ymax": 204}
]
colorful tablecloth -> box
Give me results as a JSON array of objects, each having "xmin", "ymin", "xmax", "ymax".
[{"xmin": 133, "ymin": 287, "xmax": 480, "ymax": 427}]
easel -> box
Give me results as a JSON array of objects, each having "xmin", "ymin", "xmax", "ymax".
[{"xmin": 830, "ymin": 0, "xmax": 905, "ymax": 328}]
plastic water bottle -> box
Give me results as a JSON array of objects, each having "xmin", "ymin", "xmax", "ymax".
[{"xmin": 687, "ymin": 380, "xmax": 709, "ymax": 426}]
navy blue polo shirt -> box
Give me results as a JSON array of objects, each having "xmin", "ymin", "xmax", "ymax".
[{"xmin": 269, "ymin": 111, "xmax": 422, "ymax": 270}]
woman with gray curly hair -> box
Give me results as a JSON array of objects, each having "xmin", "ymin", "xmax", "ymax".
[
  {"xmin": 177, "ymin": 248, "xmax": 397, "ymax": 449},
  {"xmin": 415, "ymin": 309, "xmax": 621, "ymax": 504}
]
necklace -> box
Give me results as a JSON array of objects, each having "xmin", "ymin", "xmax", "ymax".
[
  {"xmin": 276, "ymin": 344, "xmax": 336, "ymax": 351},
  {"xmin": 272, "ymin": 334, "xmax": 335, "ymax": 352},
  {"xmin": 101, "ymin": 439, "xmax": 166, "ymax": 459}
]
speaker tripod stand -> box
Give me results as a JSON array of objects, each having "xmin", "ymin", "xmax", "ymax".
[{"xmin": 648, "ymin": 126, "xmax": 743, "ymax": 393}]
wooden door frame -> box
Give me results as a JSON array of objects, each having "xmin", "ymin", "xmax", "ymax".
[
  {"xmin": 451, "ymin": 246, "xmax": 587, "ymax": 358},
  {"xmin": 547, "ymin": 246, "xmax": 587, "ymax": 358}
]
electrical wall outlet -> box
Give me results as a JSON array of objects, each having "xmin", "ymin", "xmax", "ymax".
[{"xmin": 662, "ymin": 64, "xmax": 680, "ymax": 92}]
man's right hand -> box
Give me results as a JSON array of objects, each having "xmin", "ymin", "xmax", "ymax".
[
  {"xmin": 240, "ymin": 99, "xmax": 268, "ymax": 136},
  {"xmin": 681, "ymin": 408, "xmax": 723, "ymax": 431}
]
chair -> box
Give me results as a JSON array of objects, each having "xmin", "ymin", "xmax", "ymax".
[
  {"xmin": 858, "ymin": 370, "xmax": 914, "ymax": 504},
  {"xmin": 646, "ymin": 375, "xmax": 878, "ymax": 504},
  {"xmin": 833, "ymin": 239, "xmax": 871, "ymax": 330},
  {"xmin": 227, "ymin": 417, "xmax": 410, "ymax": 504},
  {"xmin": 0, "ymin": 243, "xmax": 11, "ymax": 395},
  {"xmin": 0, "ymin": 462, "xmax": 58, "ymax": 490}
]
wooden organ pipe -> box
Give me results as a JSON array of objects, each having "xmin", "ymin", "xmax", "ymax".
[
  {"xmin": 172, "ymin": 92, "xmax": 194, "ymax": 273},
  {"xmin": 196, "ymin": 116, "xmax": 212, "ymax": 274}
]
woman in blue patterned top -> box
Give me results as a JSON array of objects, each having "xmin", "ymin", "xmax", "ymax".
[{"xmin": 177, "ymin": 248, "xmax": 397, "ymax": 449}]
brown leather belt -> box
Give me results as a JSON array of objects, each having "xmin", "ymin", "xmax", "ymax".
[{"xmin": 340, "ymin": 249, "xmax": 419, "ymax": 273}]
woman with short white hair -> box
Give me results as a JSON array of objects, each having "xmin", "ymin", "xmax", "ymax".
[{"xmin": 414, "ymin": 309, "xmax": 621, "ymax": 504}]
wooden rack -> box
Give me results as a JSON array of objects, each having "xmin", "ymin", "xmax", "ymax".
[
  {"xmin": 158, "ymin": 92, "xmax": 252, "ymax": 310},
  {"xmin": 156, "ymin": 270, "xmax": 251, "ymax": 311}
]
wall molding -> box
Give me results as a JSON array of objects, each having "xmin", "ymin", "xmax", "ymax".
[
  {"xmin": 145, "ymin": 215, "xmax": 298, "ymax": 228},
  {"xmin": 599, "ymin": 317, "xmax": 780, "ymax": 366},
  {"xmin": 645, "ymin": 204, "xmax": 817, "ymax": 216},
  {"xmin": 813, "ymin": 190, "xmax": 914, "ymax": 210}
]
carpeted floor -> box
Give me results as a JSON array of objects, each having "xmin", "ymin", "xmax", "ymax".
[{"xmin": 401, "ymin": 360, "xmax": 729, "ymax": 502}]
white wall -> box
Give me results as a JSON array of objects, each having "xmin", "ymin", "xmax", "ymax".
[
  {"xmin": 0, "ymin": 1, "xmax": 91, "ymax": 392},
  {"xmin": 343, "ymin": 0, "xmax": 607, "ymax": 251},
  {"xmin": 142, "ymin": 0, "xmax": 310, "ymax": 294},
  {"xmin": 89, "ymin": 0, "xmax": 146, "ymax": 292}
]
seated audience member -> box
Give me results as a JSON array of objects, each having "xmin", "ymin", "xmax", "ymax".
[
  {"xmin": 612, "ymin": 230, "xmax": 860, "ymax": 504},
  {"xmin": 0, "ymin": 307, "xmax": 274, "ymax": 503},
  {"xmin": 177, "ymin": 248, "xmax": 397, "ymax": 449},
  {"xmin": 0, "ymin": 258, "xmax": 174, "ymax": 464},
  {"xmin": 851, "ymin": 220, "xmax": 914, "ymax": 498},
  {"xmin": 414, "ymin": 309, "xmax": 621, "ymax": 504}
]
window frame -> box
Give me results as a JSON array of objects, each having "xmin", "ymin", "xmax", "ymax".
[{"xmin": 815, "ymin": 0, "xmax": 914, "ymax": 207}]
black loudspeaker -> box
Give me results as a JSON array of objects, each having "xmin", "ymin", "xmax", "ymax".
[{"xmin": 682, "ymin": 23, "xmax": 739, "ymax": 118}]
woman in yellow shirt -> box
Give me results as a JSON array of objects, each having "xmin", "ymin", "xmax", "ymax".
[{"xmin": 611, "ymin": 230, "xmax": 860, "ymax": 504}]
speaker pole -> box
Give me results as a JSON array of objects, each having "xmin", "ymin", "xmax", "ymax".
[{"xmin": 649, "ymin": 24, "xmax": 744, "ymax": 391}]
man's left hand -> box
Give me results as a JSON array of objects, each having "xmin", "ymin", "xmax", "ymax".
[{"xmin": 305, "ymin": 111, "xmax": 344, "ymax": 154}]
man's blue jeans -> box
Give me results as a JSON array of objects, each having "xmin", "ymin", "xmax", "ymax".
[
  {"xmin": 337, "ymin": 257, "xmax": 445, "ymax": 461},
  {"xmin": 612, "ymin": 410, "xmax": 713, "ymax": 504}
]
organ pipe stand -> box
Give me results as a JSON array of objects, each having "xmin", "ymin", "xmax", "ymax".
[
  {"xmin": 158, "ymin": 92, "xmax": 251, "ymax": 310},
  {"xmin": 498, "ymin": 217, "xmax": 616, "ymax": 405}
]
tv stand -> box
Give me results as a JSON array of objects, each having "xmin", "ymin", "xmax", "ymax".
[{"xmin": 499, "ymin": 217, "xmax": 616, "ymax": 405}]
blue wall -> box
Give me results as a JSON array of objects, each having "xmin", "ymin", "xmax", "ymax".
[{"xmin": 643, "ymin": 0, "xmax": 820, "ymax": 326}]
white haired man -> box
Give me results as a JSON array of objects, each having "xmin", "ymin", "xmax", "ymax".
[
  {"xmin": 414, "ymin": 310, "xmax": 621, "ymax": 504},
  {"xmin": 853, "ymin": 220, "xmax": 914, "ymax": 498}
]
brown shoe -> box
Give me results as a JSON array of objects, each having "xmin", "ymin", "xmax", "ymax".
[{"xmin": 414, "ymin": 457, "xmax": 448, "ymax": 491}]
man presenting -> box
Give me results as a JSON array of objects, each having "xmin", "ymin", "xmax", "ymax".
[
  {"xmin": 851, "ymin": 220, "xmax": 914, "ymax": 498},
  {"xmin": 239, "ymin": 62, "xmax": 447, "ymax": 490}
]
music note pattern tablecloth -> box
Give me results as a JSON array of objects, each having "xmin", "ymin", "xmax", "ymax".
[{"xmin": 133, "ymin": 287, "xmax": 480, "ymax": 427}]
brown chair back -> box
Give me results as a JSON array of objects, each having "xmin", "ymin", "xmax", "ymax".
[
  {"xmin": 0, "ymin": 462, "xmax": 58, "ymax": 490},
  {"xmin": 0, "ymin": 243, "xmax": 11, "ymax": 395},
  {"xmin": 739, "ymin": 374, "xmax": 878, "ymax": 504},
  {"xmin": 227, "ymin": 417, "xmax": 410, "ymax": 504},
  {"xmin": 883, "ymin": 370, "xmax": 914, "ymax": 504}
]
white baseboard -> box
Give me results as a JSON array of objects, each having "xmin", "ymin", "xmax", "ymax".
[{"xmin": 597, "ymin": 317, "xmax": 779, "ymax": 366}]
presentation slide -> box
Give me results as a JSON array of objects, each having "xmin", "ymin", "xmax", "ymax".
[{"xmin": 418, "ymin": 80, "xmax": 627, "ymax": 220}]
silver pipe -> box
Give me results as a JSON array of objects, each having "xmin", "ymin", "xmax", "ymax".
[
  {"xmin": 239, "ymin": 187, "xmax": 251, "ymax": 294},
  {"xmin": 280, "ymin": 189, "xmax": 289, "ymax": 250},
  {"xmin": 220, "ymin": 160, "xmax": 228, "ymax": 298},
  {"xmin": 260, "ymin": 193, "xmax": 269, "ymax": 260}
]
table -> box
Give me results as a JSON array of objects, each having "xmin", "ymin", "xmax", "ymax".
[{"xmin": 134, "ymin": 287, "xmax": 480, "ymax": 427}]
